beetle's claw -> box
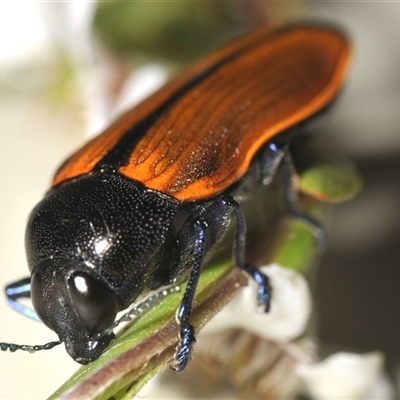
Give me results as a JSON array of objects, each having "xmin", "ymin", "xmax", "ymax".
[
  {"xmin": 242, "ymin": 263, "xmax": 271, "ymax": 313},
  {"xmin": 172, "ymin": 321, "xmax": 196, "ymax": 372},
  {"xmin": 257, "ymin": 285, "xmax": 271, "ymax": 313}
]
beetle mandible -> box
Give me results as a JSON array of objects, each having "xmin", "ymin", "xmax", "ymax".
[{"xmin": 2, "ymin": 24, "xmax": 351, "ymax": 372}]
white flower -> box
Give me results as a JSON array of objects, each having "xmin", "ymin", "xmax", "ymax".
[
  {"xmin": 201, "ymin": 264, "xmax": 312, "ymax": 342},
  {"xmin": 297, "ymin": 351, "xmax": 394, "ymax": 399}
]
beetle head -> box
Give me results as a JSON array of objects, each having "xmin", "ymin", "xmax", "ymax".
[{"xmin": 30, "ymin": 258, "xmax": 119, "ymax": 363}]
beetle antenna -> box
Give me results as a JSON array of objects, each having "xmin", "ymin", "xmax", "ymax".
[
  {"xmin": 98, "ymin": 285, "xmax": 181, "ymax": 338},
  {"xmin": 0, "ymin": 340, "xmax": 62, "ymax": 353}
]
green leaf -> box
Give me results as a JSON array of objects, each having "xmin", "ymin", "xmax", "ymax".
[
  {"xmin": 272, "ymin": 218, "xmax": 319, "ymax": 273},
  {"xmin": 299, "ymin": 163, "xmax": 363, "ymax": 204}
]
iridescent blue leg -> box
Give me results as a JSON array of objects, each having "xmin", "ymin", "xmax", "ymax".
[
  {"xmin": 172, "ymin": 217, "xmax": 206, "ymax": 372},
  {"xmin": 224, "ymin": 195, "xmax": 271, "ymax": 312},
  {"xmin": 172, "ymin": 195, "xmax": 272, "ymax": 372},
  {"xmin": 5, "ymin": 277, "xmax": 40, "ymax": 321},
  {"xmin": 2, "ymin": 278, "xmax": 61, "ymax": 353}
]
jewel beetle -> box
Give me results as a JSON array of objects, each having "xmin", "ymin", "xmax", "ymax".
[{"xmin": 2, "ymin": 23, "xmax": 351, "ymax": 372}]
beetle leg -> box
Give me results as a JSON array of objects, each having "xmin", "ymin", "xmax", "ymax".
[
  {"xmin": 172, "ymin": 217, "xmax": 207, "ymax": 372},
  {"xmin": 259, "ymin": 142, "xmax": 287, "ymax": 185},
  {"xmin": 224, "ymin": 195, "xmax": 271, "ymax": 312},
  {"xmin": 5, "ymin": 277, "xmax": 40, "ymax": 321},
  {"xmin": 282, "ymin": 151, "xmax": 326, "ymax": 248},
  {"xmin": 260, "ymin": 143, "xmax": 325, "ymax": 247},
  {"xmin": 172, "ymin": 195, "xmax": 272, "ymax": 371}
]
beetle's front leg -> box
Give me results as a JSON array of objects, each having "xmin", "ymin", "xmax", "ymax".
[
  {"xmin": 172, "ymin": 217, "xmax": 207, "ymax": 372},
  {"xmin": 171, "ymin": 195, "xmax": 272, "ymax": 371}
]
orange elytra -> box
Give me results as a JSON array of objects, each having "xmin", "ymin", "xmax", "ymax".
[{"xmin": 52, "ymin": 24, "xmax": 351, "ymax": 201}]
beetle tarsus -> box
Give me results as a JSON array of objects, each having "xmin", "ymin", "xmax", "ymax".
[
  {"xmin": 241, "ymin": 263, "xmax": 271, "ymax": 312},
  {"xmin": 173, "ymin": 320, "xmax": 196, "ymax": 372}
]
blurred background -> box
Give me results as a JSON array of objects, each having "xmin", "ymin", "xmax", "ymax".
[{"xmin": 0, "ymin": 2, "xmax": 399, "ymax": 399}]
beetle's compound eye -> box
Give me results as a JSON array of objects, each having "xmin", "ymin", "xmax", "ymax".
[
  {"xmin": 31, "ymin": 273, "xmax": 53, "ymax": 329},
  {"xmin": 68, "ymin": 272, "xmax": 119, "ymax": 333}
]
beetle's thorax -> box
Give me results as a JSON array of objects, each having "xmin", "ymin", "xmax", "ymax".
[
  {"xmin": 25, "ymin": 172, "xmax": 179, "ymax": 362},
  {"xmin": 26, "ymin": 172, "xmax": 179, "ymax": 296}
]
